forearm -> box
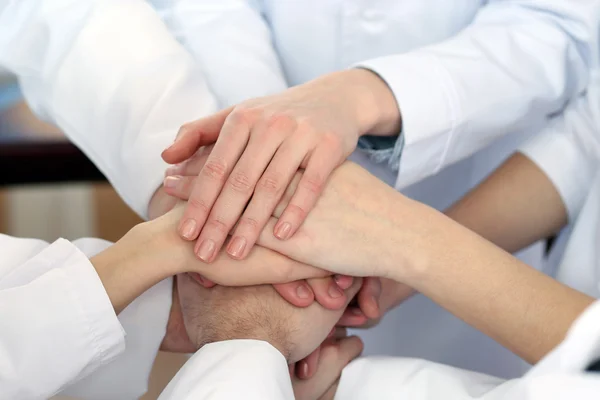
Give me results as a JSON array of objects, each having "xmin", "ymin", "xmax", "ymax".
[
  {"xmin": 445, "ymin": 152, "xmax": 568, "ymax": 254},
  {"xmin": 387, "ymin": 199, "xmax": 593, "ymax": 364},
  {"xmin": 90, "ymin": 222, "xmax": 179, "ymax": 314}
]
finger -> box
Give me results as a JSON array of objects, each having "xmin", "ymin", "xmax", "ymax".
[
  {"xmin": 194, "ymin": 246, "xmax": 330, "ymax": 286},
  {"xmin": 296, "ymin": 346, "xmax": 320, "ymax": 380},
  {"xmin": 273, "ymin": 281, "xmax": 315, "ymax": 308},
  {"xmin": 163, "ymin": 176, "xmax": 195, "ymax": 200},
  {"xmin": 178, "ymin": 113, "xmax": 251, "ymax": 249},
  {"xmin": 229, "ymin": 136, "xmax": 310, "ymax": 260},
  {"xmin": 165, "ymin": 145, "xmax": 213, "ymax": 177},
  {"xmin": 318, "ymin": 380, "xmax": 339, "ymax": 400},
  {"xmin": 357, "ymin": 277, "xmax": 382, "ymax": 320},
  {"xmin": 334, "ymin": 275, "xmax": 353, "ymax": 290},
  {"xmin": 337, "ymin": 307, "xmax": 369, "ymax": 327},
  {"xmin": 308, "ymin": 277, "xmax": 347, "ymax": 310},
  {"xmin": 188, "ymin": 273, "xmax": 217, "ymax": 288},
  {"xmin": 202, "ymin": 118, "xmax": 293, "ymax": 261},
  {"xmin": 332, "ymin": 327, "xmax": 348, "ymax": 339},
  {"xmin": 294, "ymin": 336, "xmax": 363, "ymax": 400},
  {"xmin": 162, "ymin": 108, "xmax": 232, "ymax": 164},
  {"xmin": 274, "ymin": 144, "xmax": 340, "ymax": 240}
]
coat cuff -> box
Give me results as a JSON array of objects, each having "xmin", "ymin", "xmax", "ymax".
[{"xmin": 355, "ymin": 53, "xmax": 459, "ymax": 189}]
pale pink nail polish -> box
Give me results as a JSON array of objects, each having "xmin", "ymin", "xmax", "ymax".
[
  {"xmin": 180, "ymin": 219, "xmax": 197, "ymax": 240},
  {"xmin": 164, "ymin": 176, "xmax": 180, "ymax": 189},
  {"xmin": 197, "ymin": 239, "xmax": 216, "ymax": 262},
  {"xmin": 227, "ymin": 236, "xmax": 247, "ymax": 258},
  {"xmin": 275, "ymin": 222, "xmax": 292, "ymax": 240}
]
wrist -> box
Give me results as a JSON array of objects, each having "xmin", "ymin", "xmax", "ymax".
[
  {"xmin": 345, "ymin": 68, "xmax": 401, "ymax": 136},
  {"xmin": 91, "ymin": 222, "xmax": 181, "ymax": 313}
]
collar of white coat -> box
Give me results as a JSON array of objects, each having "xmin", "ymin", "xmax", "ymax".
[{"xmin": 527, "ymin": 301, "xmax": 600, "ymax": 377}]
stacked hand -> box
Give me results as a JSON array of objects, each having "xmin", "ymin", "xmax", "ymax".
[{"xmin": 161, "ymin": 69, "xmax": 400, "ymax": 263}]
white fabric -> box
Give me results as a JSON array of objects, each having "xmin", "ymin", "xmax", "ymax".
[
  {"xmin": 2, "ymin": 0, "xmax": 597, "ymax": 379},
  {"xmin": 0, "ymin": 235, "xmax": 171, "ymax": 400},
  {"xmin": 159, "ymin": 340, "xmax": 294, "ymax": 400},
  {"xmin": 0, "ymin": 0, "xmax": 218, "ymax": 219},
  {"xmin": 519, "ymin": 75, "xmax": 600, "ymax": 300},
  {"xmin": 154, "ymin": 301, "xmax": 600, "ymax": 399}
]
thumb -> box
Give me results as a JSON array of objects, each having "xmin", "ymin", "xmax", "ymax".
[
  {"xmin": 162, "ymin": 107, "xmax": 233, "ymax": 164},
  {"xmin": 293, "ymin": 336, "xmax": 363, "ymax": 400}
]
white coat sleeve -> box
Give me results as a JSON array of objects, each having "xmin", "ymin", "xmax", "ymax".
[
  {"xmin": 519, "ymin": 75, "xmax": 600, "ymax": 221},
  {"xmin": 0, "ymin": 235, "xmax": 125, "ymax": 400},
  {"xmin": 0, "ymin": 0, "xmax": 219, "ymax": 218},
  {"xmin": 336, "ymin": 302, "xmax": 600, "ymax": 400},
  {"xmin": 156, "ymin": 0, "xmax": 288, "ymax": 107},
  {"xmin": 158, "ymin": 340, "xmax": 294, "ymax": 400},
  {"xmin": 356, "ymin": 0, "xmax": 600, "ymax": 189},
  {"xmin": 0, "ymin": 235, "xmax": 173, "ymax": 400}
]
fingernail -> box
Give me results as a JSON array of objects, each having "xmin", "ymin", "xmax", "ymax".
[
  {"xmin": 165, "ymin": 165, "xmax": 182, "ymax": 176},
  {"xmin": 371, "ymin": 295, "xmax": 380, "ymax": 314},
  {"xmin": 227, "ymin": 236, "xmax": 247, "ymax": 259},
  {"xmin": 197, "ymin": 239, "xmax": 216, "ymax": 262},
  {"xmin": 296, "ymin": 284, "xmax": 311, "ymax": 299},
  {"xmin": 301, "ymin": 361, "xmax": 309, "ymax": 378},
  {"xmin": 274, "ymin": 222, "xmax": 292, "ymax": 240},
  {"xmin": 334, "ymin": 275, "xmax": 353, "ymax": 290},
  {"xmin": 351, "ymin": 307, "xmax": 364, "ymax": 316},
  {"xmin": 180, "ymin": 219, "xmax": 197, "ymax": 240},
  {"xmin": 164, "ymin": 175, "xmax": 180, "ymax": 189},
  {"xmin": 328, "ymin": 283, "xmax": 343, "ymax": 299}
]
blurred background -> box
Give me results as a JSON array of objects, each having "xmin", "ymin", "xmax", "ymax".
[{"xmin": 0, "ymin": 69, "xmax": 184, "ymax": 400}]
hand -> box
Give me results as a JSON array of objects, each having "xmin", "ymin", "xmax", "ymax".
[
  {"xmin": 257, "ymin": 161, "xmax": 419, "ymax": 279},
  {"xmin": 338, "ymin": 278, "xmax": 416, "ymax": 328},
  {"xmin": 176, "ymin": 272, "xmax": 362, "ymax": 363},
  {"xmin": 161, "ymin": 146, "xmax": 355, "ymax": 312},
  {"xmin": 160, "ymin": 278, "xmax": 196, "ymax": 353},
  {"xmin": 162, "ymin": 69, "xmax": 400, "ymax": 263},
  {"xmin": 292, "ymin": 328, "xmax": 363, "ymax": 400}
]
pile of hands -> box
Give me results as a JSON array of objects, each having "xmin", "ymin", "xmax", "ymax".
[{"xmin": 134, "ymin": 71, "xmax": 413, "ymax": 399}]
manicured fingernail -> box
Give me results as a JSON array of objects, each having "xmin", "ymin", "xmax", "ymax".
[
  {"xmin": 180, "ymin": 219, "xmax": 197, "ymax": 240},
  {"xmin": 274, "ymin": 222, "xmax": 292, "ymax": 240},
  {"xmin": 164, "ymin": 175, "xmax": 180, "ymax": 189},
  {"xmin": 197, "ymin": 239, "xmax": 216, "ymax": 262},
  {"xmin": 296, "ymin": 284, "xmax": 311, "ymax": 299},
  {"xmin": 328, "ymin": 283, "xmax": 343, "ymax": 299},
  {"xmin": 227, "ymin": 236, "xmax": 247, "ymax": 259}
]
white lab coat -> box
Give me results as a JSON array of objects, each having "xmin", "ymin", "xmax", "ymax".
[
  {"xmin": 150, "ymin": 0, "xmax": 600, "ymax": 378},
  {"xmin": 159, "ymin": 300, "xmax": 600, "ymax": 400},
  {"xmin": 4, "ymin": 231, "xmax": 600, "ymax": 400},
  {"xmin": 1, "ymin": 0, "xmax": 599, "ymax": 380},
  {"xmin": 0, "ymin": 235, "xmax": 172, "ymax": 399},
  {"xmin": 520, "ymin": 75, "xmax": 600, "ymax": 301}
]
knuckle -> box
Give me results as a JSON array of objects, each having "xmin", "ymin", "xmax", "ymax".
[
  {"xmin": 201, "ymin": 159, "xmax": 228, "ymax": 182},
  {"xmin": 256, "ymin": 174, "xmax": 281, "ymax": 195},
  {"xmin": 227, "ymin": 171, "xmax": 253, "ymax": 193},
  {"xmin": 285, "ymin": 203, "xmax": 308, "ymax": 222},
  {"xmin": 231, "ymin": 105, "xmax": 261, "ymax": 125},
  {"xmin": 322, "ymin": 132, "xmax": 343, "ymax": 150},
  {"xmin": 239, "ymin": 216, "xmax": 260, "ymax": 233},
  {"xmin": 188, "ymin": 197, "xmax": 211, "ymax": 215},
  {"xmin": 207, "ymin": 218, "xmax": 229, "ymax": 235},
  {"xmin": 266, "ymin": 113, "xmax": 297, "ymax": 131},
  {"xmin": 300, "ymin": 174, "xmax": 324, "ymax": 195}
]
